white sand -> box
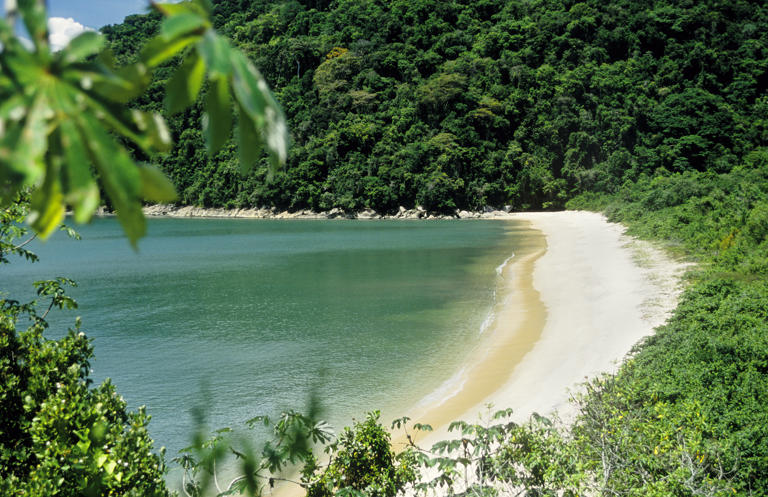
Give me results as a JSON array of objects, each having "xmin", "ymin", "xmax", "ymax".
[
  {"xmin": 461, "ymin": 211, "xmax": 688, "ymax": 424},
  {"xmin": 402, "ymin": 211, "xmax": 688, "ymax": 451},
  {"xmin": 273, "ymin": 211, "xmax": 689, "ymax": 496}
]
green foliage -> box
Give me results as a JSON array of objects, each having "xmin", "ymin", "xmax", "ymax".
[
  {"xmin": 99, "ymin": 0, "xmax": 768, "ymax": 214},
  {"xmin": 566, "ymin": 163, "xmax": 768, "ymax": 495},
  {"xmin": 0, "ymin": 0, "xmax": 287, "ymax": 244},
  {"xmin": 0, "ymin": 202, "xmax": 170, "ymax": 496},
  {"xmin": 175, "ymin": 404, "xmax": 333, "ymax": 497},
  {"xmin": 173, "ymin": 409, "xmax": 417, "ymax": 497},
  {"xmin": 308, "ymin": 412, "xmax": 417, "ymax": 497},
  {"xmin": 571, "ymin": 371, "xmax": 735, "ymax": 496}
]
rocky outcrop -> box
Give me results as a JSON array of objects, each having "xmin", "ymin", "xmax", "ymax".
[{"xmin": 134, "ymin": 204, "xmax": 517, "ymax": 220}]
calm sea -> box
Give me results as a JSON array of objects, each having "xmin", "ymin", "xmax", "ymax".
[{"xmin": 2, "ymin": 217, "xmax": 526, "ymax": 457}]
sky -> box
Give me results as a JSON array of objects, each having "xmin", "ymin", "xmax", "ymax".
[
  {"xmin": 47, "ymin": 0, "xmax": 149, "ymax": 29},
  {"xmin": 1, "ymin": 1, "xmax": 151, "ymax": 50}
]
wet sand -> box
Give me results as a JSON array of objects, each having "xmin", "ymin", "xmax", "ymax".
[
  {"xmin": 395, "ymin": 211, "xmax": 687, "ymax": 448},
  {"xmin": 269, "ymin": 211, "xmax": 688, "ymax": 496}
]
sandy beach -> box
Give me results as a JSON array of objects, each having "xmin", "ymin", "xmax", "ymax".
[
  {"xmin": 263, "ymin": 210, "xmax": 687, "ymax": 497},
  {"xmin": 396, "ymin": 210, "xmax": 688, "ymax": 447}
]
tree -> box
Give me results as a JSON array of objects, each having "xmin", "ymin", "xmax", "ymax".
[{"xmin": 0, "ymin": 199, "xmax": 171, "ymax": 496}]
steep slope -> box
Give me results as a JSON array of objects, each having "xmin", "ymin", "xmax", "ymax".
[{"xmin": 102, "ymin": 0, "xmax": 768, "ymax": 213}]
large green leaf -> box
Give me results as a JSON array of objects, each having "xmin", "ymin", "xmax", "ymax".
[
  {"xmin": 198, "ymin": 31, "xmax": 232, "ymax": 77},
  {"xmin": 229, "ymin": 51, "xmax": 288, "ymax": 171},
  {"xmin": 59, "ymin": 31, "xmax": 105, "ymax": 64},
  {"xmin": 165, "ymin": 51, "xmax": 205, "ymax": 115},
  {"xmin": 76, "ymin": 113, "xmax": 145, "ymax": 247},
  {"xmin": 59, "ymin": 120, "xmax": 99, "ymax": 223},
  {"xmin": 62, "ymin": 57, "xmax": 152, "ymax": 105},
  {"xmin": 45, "ymin": 77, "xmax": 98, "ymax": 223},
  {"xmin": 130, "ymin": 110, "xmax": 173, "ymax": 153},
  {"xmin": 28, "ymin": 158, "xmax": 64, "ymax": 238},
  {"xmin": 154, "ymin": 1, "xmax": 209, "ymax": 18},
  {"xmin": 62, "ymin": 83, "xmax": 170, "ymax": 155},
  {"xmin": 4, "ymin": 92, "xmax": 48, "ymax": 185},
  {"xmin": 2, "ymin": 43, "xmax": 46, "ymax": 88},
  {"xmin": 203, "ymin": 75, "xmax": 232, "ymax": 155},
  {"xmin": 160, "ymin": 12, "xmax": 209, "ymax": 40},
  {"xmin": 138, "ymin": 164, "xmax": 178, "ymax": 203},
  {"xmin": 237, "ymin": 102, "xmax": 261, "ymax": 175},
  {"xmin": 192, "ymin": 0, "xmax": 213, "ymax": 15},
  {"xmin": 18, "ymin": 0, "xmax": 48, "ymax": 52},
  {"xmin": 141, "ymin": 34, "xmax": 200, "ymax": 68}
]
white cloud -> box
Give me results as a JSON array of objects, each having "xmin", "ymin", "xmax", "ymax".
[{"xmin": 48, "ymin": 17, "xmax": 93, "ymax": 51}]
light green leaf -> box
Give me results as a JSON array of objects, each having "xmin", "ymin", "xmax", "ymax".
[
  {"xmin": 84, "ymin": 62, "xmax": 152, "ymax": 103},
  {"xmin": 18, "ymin": 0, "xmax": 48, "ymax": 51},
  {"xmin": 62, "ymin": 79, "xmax": 168, "ymax": 155},
  {"xmin": 230, "ymin": 51, "xmax": 288, "ymax": 172},
  {"xmin": 140, "ymin": 34, "xmax": 199, "ymax": 68},
  {"xmin": 165, "ymin": 51, "xmax": 205, "ymax": 115},
  {"xmin": 198, "ymin": 31, "xmax": 232, "ymax": 77},
  {"xmin": 139, "ymin": 164, "xmax": 178, "ymax": 202},
  {"xmin": 160, "ymin": 12, "xmax": 208, "ymax": 40},
  {"xmin": 6, "ymin": 93, "xmax": 48, "ymax": 184},
  {"xmin": 76, "ymin": 439, "xmax": 91, "ymax": 454},
  {"xmin": 60, "ymin": 31, "xmax": 105, "ymax": 63},
  {"xmin": 204, "ymin": 75, "xmax": 232, "ymax": 155},
  {"xmin": 191, "ymin": 0, "xmax": 213, "ymax": 15},
  {"xmin": 65, "ymin": 62, "xmax": 152, "ymax": 105},
  {"xmin": 237, "ymin": 102, "xmax": 261, "ymax": 175},
  {"xmin": 77, "ymin": 113, "xmax": 145, "ymax": 247},
  {"xmin": 59, "ymin": 120, "xmax": 100, "ymax": 223},
  {"xmin": 96, "ymin": 453, "xmax": 108, "ymax": 468},
  {"xmin": 68, "ymin": 89, "xmax": 151, "ymax": 152},
  {"xmin": 131, "ymin": 110, "xmax": 173, "ymax": 153},
  {"xmin": 104, "ymin": 459, "xmax": 117, "ymax": 475},
  {"xmin": 96, "ymin": 47, "xmax": 116, "ymax": 69},
  {"xmin": 153, "ymin": 1, "xmax": 208, "ymax": 17},
  {"xmin": 29, "ymin": 159, "xmax": 65, "ymax": 238}
]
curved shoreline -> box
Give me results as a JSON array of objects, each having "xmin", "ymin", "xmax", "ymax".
[
  {"xmin": 254, "ymin": 210, "xmax": 688, "ymax": 497},
  {"xmin": 395, "ymin": 219, "xmax": 547, "ymax": 445},
  {"xmin": 395, "ymin": 211, "xmax": 688, "ymax": 449}
]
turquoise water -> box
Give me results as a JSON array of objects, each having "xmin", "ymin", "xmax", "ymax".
[{"xmin": 2, "ymin": 218, "xmax": 525, "ymax": 457}]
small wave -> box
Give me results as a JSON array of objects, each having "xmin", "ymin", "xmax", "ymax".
[
  {"xmin": 416, "ymin": 366, "xmax": 468, "ymax": 409},
  {"xmin": 478, "ymin": 309, "xmax": 495, "ymax": 336},
  {"xmin": 495, "ymin": 253, "xmax": 515, "ymax": 276},
  {"xmin": 478, "ymin": 253, "xmax": 516, "ymax": 336}
]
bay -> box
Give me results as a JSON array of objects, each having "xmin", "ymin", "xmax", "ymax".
[{"xmin": 2, "ymin": 217, "xmax": 526, "ymax": 458}]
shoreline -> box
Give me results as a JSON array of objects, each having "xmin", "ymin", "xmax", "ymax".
[
  {"xmin": 392, "ymin": 218, "xmax": 547, "ymax": 447},
  {"xmin": 136, "ymin": 203, "xmax": 516, "ymax": 220},
  {"xmin": 156, "ymin": 209, "xmax": 688, "ymax": 496},
  {"xmin": 394, "ymin": 210, "xmax": 688, "ymax": 449}
]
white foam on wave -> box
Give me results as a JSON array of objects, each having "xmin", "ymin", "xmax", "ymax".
[
  {"xmin": 415, "ymin": 366, "xmax": 469, "ymax": 409},
  {"xmin": 477, "ymin": 253, "xmax": 515, "ymax": 336},
  {"xmin": 415, "ymin": 252, "xmax": 517, "ymax": 409},
  {"xmin": 478, "ymin": 306, "xmax": 496, "ymax": 335},
  {"xmin": 495, "ymin": 253, "xmax": 515, "ymax": 276}
]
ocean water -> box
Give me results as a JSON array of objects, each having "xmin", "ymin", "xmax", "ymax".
[{"xmin": 2, "ymin": 217, "xmax": 527, "ymax": 458}]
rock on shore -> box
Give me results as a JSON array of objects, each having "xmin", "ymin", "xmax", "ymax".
[{"xmin": 138, "ymin": 204, "xmax": 516, "ymax": 220}]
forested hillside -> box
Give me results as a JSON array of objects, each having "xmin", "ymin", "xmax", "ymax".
[
  {"xmin": 103, "ymin": 0, "xmax": 768, "ymax": 213},
  {"xmin": 3, "ymin": 0, "xmax": 768, "ymax": 495}
]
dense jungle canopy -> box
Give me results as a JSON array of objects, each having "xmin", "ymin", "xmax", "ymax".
[{"xmin": 102, "ymin": 0, "xmax": 768, "ymax": 214}]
